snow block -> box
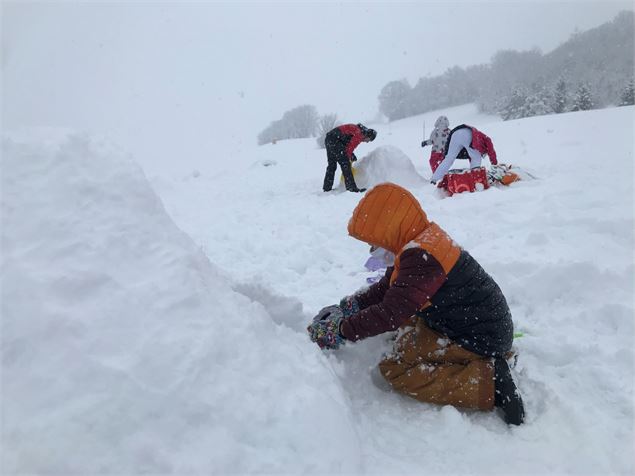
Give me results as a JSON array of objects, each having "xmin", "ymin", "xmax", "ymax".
[{"xmin": 339, "ymin": 145, "xmax": 426, "ymax": 190}]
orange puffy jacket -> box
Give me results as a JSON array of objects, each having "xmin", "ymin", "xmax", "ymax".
[{"xmin": 340, "ymin": 183, "xmax": 513, "ymax": 357}]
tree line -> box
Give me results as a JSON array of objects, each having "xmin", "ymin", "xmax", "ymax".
[
  {"xmin": 379, "ymin": 11, "xmax": 634, "ymax": 122},
  {"xmin": 256, "ymin": 104, "xmax": 339, "ymax": 148},
  {"xmin": 257, "ymin": 11, "xmax": 633, "ymax": 145}
]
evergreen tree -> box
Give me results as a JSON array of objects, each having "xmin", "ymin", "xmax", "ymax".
[
  {"xmin": 500, "ymin": 88, "xmax": 527, "ymax": 120},
  {"xmin": 619, "ymin": 80, "xmax": 635, "ymax": 106},
  {"xmin": 378, "ymin": 80, "xmax": 412, "ymax": 121},
  {"xmin": 523, "ymin": 87, "xmax": 554, "ymax": 117},
  {"xmin": 553, "ymin": 78, "xmax": 568, "ymax": 113},
  {"xmin": 571, "ymin": 83, "xmax": 594, "ymax": 111}
]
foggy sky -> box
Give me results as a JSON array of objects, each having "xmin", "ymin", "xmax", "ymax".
[{"xmin": 2, "ymin": 1, "xmax": 632, "ymax": 173}]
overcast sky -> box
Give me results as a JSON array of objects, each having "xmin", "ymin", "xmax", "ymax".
[{"xmin": 2, "ymin": 1, "xmax": 632, "ymax": 172}]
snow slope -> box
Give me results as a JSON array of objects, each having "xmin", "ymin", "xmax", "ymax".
[
  {"xmin": 1, "ymin": 133, "xmax": 360, "ymax": 474},
  {"xmin": 2, "ymin": 103, "xmax": 634, "ymax": 474}
]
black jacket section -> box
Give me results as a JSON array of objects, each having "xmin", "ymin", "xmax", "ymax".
[
  {"xmin": 444, "ymin": 124, "xmax": 471, "ymax": 160},
  {"xmin": 326, "ymin": 126, "xmax": 353, "ymax": 151},
  {"xmin": 416, "ymin": 250, "xmax": 513, "ymax": 357}
]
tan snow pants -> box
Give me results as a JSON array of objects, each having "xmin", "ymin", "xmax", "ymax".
[{"xmin": 378, "ymin": 317, "xmax": 495, "ymax": 410}]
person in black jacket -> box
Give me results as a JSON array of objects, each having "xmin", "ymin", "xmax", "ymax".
[{"xmin": 323, "ymin": 123, "xmax": 376, "ymax": 192}]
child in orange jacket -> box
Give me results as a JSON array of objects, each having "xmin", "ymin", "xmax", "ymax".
[{"xmin": 307, "ymin": 183, "xmax": 524, "ymax": 425}]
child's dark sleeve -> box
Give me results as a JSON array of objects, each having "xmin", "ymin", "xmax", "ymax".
[
  {"xmin": 354, "ymin": 267, "xmax": 393, "ymax": 310},
  {"xmin": 340, "ymin": 249, "xmax": 446, "ymax": 342}
]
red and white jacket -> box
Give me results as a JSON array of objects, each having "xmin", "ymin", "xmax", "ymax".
[{"xmin": 470, "ymin": 126, "xmax": 497, "ymax": 164}]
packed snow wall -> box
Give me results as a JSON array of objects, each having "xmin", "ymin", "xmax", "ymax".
[{"xmin": 1, "ymin": 131, "xmax": 361, "ymax": 474}]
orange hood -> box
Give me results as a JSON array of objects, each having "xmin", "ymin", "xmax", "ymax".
[{"xmin": 347, "ymin": 183, "xmax": 430, "ymax": 254}]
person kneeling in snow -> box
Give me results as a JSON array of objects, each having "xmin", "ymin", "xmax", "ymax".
[
  {"xmin": 323, "ymin": 123, "xmax": 377, "ymax": 193},
  {"xmin": 307, "ymin": 183, "xmax": 525, "ymax": 425},
  {"xmin": 430, "ymin": 124, "xmax": 498, "ymax": 185},
  {"xmin": 421, "ymin": 115, "xmax": 451, "ymax": 173}
]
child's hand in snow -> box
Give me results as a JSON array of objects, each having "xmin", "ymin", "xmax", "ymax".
[
  {"xmin": 312, "ymin": 304, "xmax": 341, "ymax": 323},
  {"xmin": 307, "ymin": 309, "xmax": 345, "ymax": 350},
  {"xmin": 339, "ymin": 296, "xmax": 360, "ymax": 318}
]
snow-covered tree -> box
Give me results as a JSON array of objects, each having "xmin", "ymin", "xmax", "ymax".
[
  {"xmin": 378, "ymin": 80, "xmax": 412, "ymax": 121},
  {"xmin": 281, "ymin": 105, "xmax": 319, "ymax": 139},
  {"xmin": 523, "ymin": 88, "xmax": 554, "ymax": 117},
  {"xmin": 619, "ymin": 80, "xmax": 635, "ymax": 106},
  {"xmin": 482, "ymin": 48, "xmax": 544, "ymax": 114},
  {"xmin": 552, "ymin": 78, "xmax": 569, "ymax": 113},
  {"xmin": 375, "ymin": 11, "xmax": 632, "ymax": 120},
  {"xmin": 257, "ymin": 119, "xmax": 284, "ymax": 145},
  {"xmin": 571, "ymin": 83, "xmax": 594, "ymax": 111},
  {"xmin": 257, "ymin": 105, "xmax": 319, "ymax": 145},
  {"xmin": 315, "ymin": 113, "xmax": 339, "ymax": 149},
  {"xmin": 500, "ymin": 87, "xmax": 528, "ymax": 120}
]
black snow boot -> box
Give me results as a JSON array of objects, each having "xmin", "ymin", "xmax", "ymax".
[
  {"xmin": 494, "ymin": 358, "xmax": 525, "ymax": 425},
  {"xmin": 348, "ymin": 187, "xmax": 367, "ymax": 193}
]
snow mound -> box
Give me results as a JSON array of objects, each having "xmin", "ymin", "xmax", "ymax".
[
  {"xmin": 156, "ymin": 106, "xmax": 634, "ymax": 474},
  {"xmin": 1, "ymin": 132, "xmax": 361, "ymax": 474},
  {"xmin": 340, "ymin": 145, "xmax": 426, "ymax": 190}
]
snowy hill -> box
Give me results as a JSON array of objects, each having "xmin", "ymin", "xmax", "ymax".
[
  {"xmin": 1, "ymin": 133, "xmax": 359, "ymax": 473},
  {"xmin": 2, "ymin": 104, "xmax": 634, "ymax": 474}
]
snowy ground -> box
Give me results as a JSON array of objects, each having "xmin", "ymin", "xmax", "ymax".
[{"xmin": 2, "ymin": 104, "xmax": 634, "ymax": 474}]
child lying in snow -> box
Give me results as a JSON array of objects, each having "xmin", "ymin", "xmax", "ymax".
[{"xmin": 307, "ymin": 183, "xmax": 525, "ymax": 425}]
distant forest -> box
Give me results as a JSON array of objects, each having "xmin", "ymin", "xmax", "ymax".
[
  {"xmin": 379, "ymin": 11, "xmax": 634, "ymax": 121},
  {"xmin": 258, "ymin": 11, "xmax": 634, "ymax": 145}
]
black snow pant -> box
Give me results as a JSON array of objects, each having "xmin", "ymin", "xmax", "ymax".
[{"xmin": 323, "ymin": 141, "xmax": 358, "ymax": 191}]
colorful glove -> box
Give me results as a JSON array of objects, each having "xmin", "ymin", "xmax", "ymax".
[
  {"xmin": 307, "ymin": 310, "xmax": 345, "ymax": 350},
  {"xmin": 312, "ymin": 304, "xmax": 341, "ymax": 323},
  {"xmin": 339, "ymin": 296, "xmax": 360, "ymax": 318}
]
